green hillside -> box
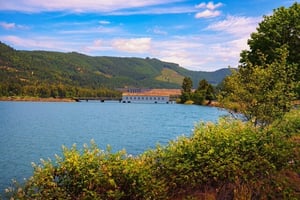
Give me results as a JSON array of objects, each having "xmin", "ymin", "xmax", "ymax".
[{"xmin": 0, "ymin": 42, "xmax": 232, "ymax": 97}]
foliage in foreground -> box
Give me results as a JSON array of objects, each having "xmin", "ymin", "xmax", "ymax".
[{"xmin": 5, "ymin": 110, "xmax": 300, "ymax": 200}]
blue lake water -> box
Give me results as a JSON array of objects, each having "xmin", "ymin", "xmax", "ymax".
[{"xmin": 0, "ymin": 101, "xmax": 228, "ymax": 194}]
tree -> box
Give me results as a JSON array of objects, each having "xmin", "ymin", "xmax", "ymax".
[
  {"xmin": 220, "ymin": 47, "xmax": 296, "ymax": 126},
  {"xmin": 240, "ymin": 2, "xmax": 300, "ymax": 97},
  {"xmin": 205, "ymin": 84, "xmax": 215, "ymax": 104},
  {"xmin": 179, "ymin": 78, "xmax": 216, "ymax": 105},
  {"xmin": 192, "ymin": 91, "xmax": 205, "ymax": 105},
  {"xmin": 195, "ymin": 79, "xmax": 215, "ymax": 104},
  {"xmin": 180, "ymin": 77, "xmax": 193, "ymax": 103},
  {"xmin": 219, "ymin": 3, "xmax": 299, "ymax": 126},
  {"xmin": 181, "ymin": 77, "xmax": 193, "ymax": 94},
  {"xmin": 197, "ymin": 79, "xmax": 209, "ymax": 91}
]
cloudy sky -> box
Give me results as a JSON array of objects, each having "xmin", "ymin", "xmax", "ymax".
[{"xmin": 0, "ymin": 0, "xmax": 297, "ymax": 71}]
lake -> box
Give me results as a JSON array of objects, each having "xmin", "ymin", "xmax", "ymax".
[{"xmin": 0, "ymin": 101, "xmax": 228, "ymax": 194}]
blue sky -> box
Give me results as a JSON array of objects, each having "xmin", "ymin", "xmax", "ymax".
[{"xmin": 0, "ymin": 0, "xmax": 297, "ymax": 71}]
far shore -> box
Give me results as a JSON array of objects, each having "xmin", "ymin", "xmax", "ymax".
[
  {"xmin": 2, "ymin": 97, "xmax": 297, "ymax": 108},
  {"xmin": 0, "ymin": 96, "xmax": 224, "ymax": 107},
  {"xmin": 0, "ymin": 96, "xmax": 76, "ymax": 102}
]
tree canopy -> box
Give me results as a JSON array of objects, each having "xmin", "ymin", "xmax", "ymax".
[
  {"xmin": 181, "ymin": 77, "xmax": 193, "ymax": 94},
  {"xmin": 180, "ymin": 77, "xmax": 216, "ymax": 105},
  {"xmin": 196, "ymin": 79, "xmax": 215, "ymax": 104},
  {"xmin": 219, "ymin": 3, "xmax": 299, "ymax": 126},
  {"xmin": 240, "ymin": 2, "xmax": 300, "ymax": 96},
  {"xmin": 180, "ymin": 77, "xmax": 193, "ymax": 103}
]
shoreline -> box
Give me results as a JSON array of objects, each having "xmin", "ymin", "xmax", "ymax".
[
  {"xmin": 0, "ymin": 96, "xmax": 76, "ymax": 102},
  {"xmin": 0, "ymin": 96, "xmax": 224, "ymax": 106}
]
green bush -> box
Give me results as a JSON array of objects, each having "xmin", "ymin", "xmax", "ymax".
[
  {"xmin": 269, "ymin": 109, "xmax": 300, "ymax": 137},
  {"xmin": 149, "ymin": 117, "xmax": 298, "ymax": 199},
  {"xmin": 5, "ymin": 110, "xmax": 300, "ymax": 199},
  {"xmin": 5, "ymin": 142, "xmax": 166, "ymax": 200}
]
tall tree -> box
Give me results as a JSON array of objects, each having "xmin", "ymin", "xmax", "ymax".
[
  {"xmin": 240, "ymin": 2, "xmax": 300, "ymax": 96},
  {"xmin": 195, "ymin": 79, "xmax": 215, "ymax": 104},
  {"xmin": 220, "ymin": 46, "xmax": 296, "ymax": 126},
  {"xmin": 219, "ymin": 3, "xmax": 299, "ymax": 126},
  {"xmin": 197, "ymin": 79, "xmax": 209, "ymax": 91},
  {"xmin": 181, "ymin": 77, "xmax": 193, "ymax": 93},
  {"xmin": 180, "ymin": 77, "xmax": 193, "ymax": 103},
  {"xmin": 205, "ymin": 84, "xmax": 215, "ymax": 104}
]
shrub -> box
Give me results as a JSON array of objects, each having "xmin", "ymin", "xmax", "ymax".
[
  {"xmin": 5, "ymin": 142, "xmax": 165, "ymax": 200},
  {"xmin": 184, "ymin": 100, "xmax": 194, "ymax": 105},
  {"xmin": 148, "ymin": 111, "xmax": 299, "ymax": 199},
  {"xmin": 5, "ymin": 110, "xmax": 300, "ymax": 199}
]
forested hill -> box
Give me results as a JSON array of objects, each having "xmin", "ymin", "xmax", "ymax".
[{"xmin": 0, "ymin": 41, "xmax": 232, "ymax": 97}]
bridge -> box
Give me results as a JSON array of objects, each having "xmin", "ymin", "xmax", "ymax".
[
  {"xmin": 73, "ymin": 97, "xmax": 122, "ymax": 102},
  {"xmin": 73, "ymin": 95, "xmax": 179, "ymax": 103},
  {"xmin": 73, "ymin": 89, "xmax": 181, "ymax": 103}
]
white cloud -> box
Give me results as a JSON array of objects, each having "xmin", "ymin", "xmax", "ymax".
[
  {"xmin": 195, "ymin": 2, "xmax": 223, "ymax": 10},
  {"xmin": 148, "ymin": 26, "xmax": 168, "ymax": 35},
  {"xmin": 0, "ymin": 0, "xmax": 184, "ymax": 13},
  {"xmin": 195, "ymin": 2, "xmax": 206, "ymax": 9},
  {"xmin": 111, "ymin": 5, "xmax": 196, "ymax": 15},
  {"xmin": 1, "ymin": 35, "xmax": 73, "ymax": 51},
  {"xmin": 81, "ymin": 39, "xmax": 111, "ymax": 52},
  {"xmin": 187, "ymin": 15, "xmax": 261, "ymax": 70},
  {"xmin": 207, "ymin": 15, "xmax": 261, "ymax": 37},
  {"xmin": 154, "ymin": 48, "xmax": 207, "ymax": 69},
  {"xmin": 206, "ymin": 2, "xmax": 223, "ymax": 10},
  {"xmin": 0, "ymin": 22, "xmax": 16, "ymax": 29},
  {"xmin": 149, "ymin": 36, "xmax": 235, "ymax": 71},
  {"xmin": 93, "ymin": 40, "xmax": 102, "ymax": 47},
  {"xmin": 99, "ymin": 20, "xmax": 110, "ymax": 25},
  {"xmin": 84, "ymin": 15, "xmax": 259, "ymax": 71},
  {"xmin": 195, "ymin": 1, "xmax": 223, "ymax": 19},
  {"xmin": 0, "ymin": 0, "xmax": 197, "ymax": 16},
  {"xmin": 195, "ymin": 10, "xmax": 221, "ymax": 18},
  {"xmin": 59, "ymin": 26, "xmax": 121, "ymax": 35},
  {"xmin": 112, "ymin": 38, "xmax": 152, "ymax": 53},
  {"xmin": 0, "ymin": 22, "xmax": 29, "ymax": 30}
]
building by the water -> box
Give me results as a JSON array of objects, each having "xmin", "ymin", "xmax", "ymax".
[{"xmin": 121, "ymin": 89, "xmax": 181, "ymax": 104}]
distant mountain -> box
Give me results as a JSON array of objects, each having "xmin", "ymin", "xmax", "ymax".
[{"xmin": 0, "ymin": 41, "xmax": 232, "ymax": 96}]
